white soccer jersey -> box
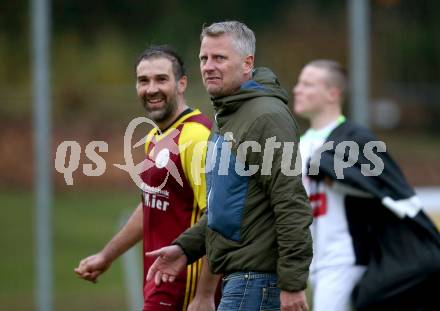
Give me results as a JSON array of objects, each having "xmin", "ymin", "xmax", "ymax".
[{"xmin": 300, "ymin": 116, "xmax": 357, "ymax": 272}]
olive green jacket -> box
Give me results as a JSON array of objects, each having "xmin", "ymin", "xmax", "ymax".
[{"xmin": 174, "ymin": 67, "xmax": 313, "ymax": 291}]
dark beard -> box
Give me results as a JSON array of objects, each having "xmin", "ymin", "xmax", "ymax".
[{"xmin": 142, "ymin": 96, "xmax": 178, "ymax": 124}]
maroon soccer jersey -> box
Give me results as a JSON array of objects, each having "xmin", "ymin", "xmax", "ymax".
[{"xmin": 140, "ymin": 110, "xmax": 211, "ymax": 310}]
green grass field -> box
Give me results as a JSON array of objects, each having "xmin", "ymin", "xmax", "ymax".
[
  {"xmin": 0, "ymin": 190, "xmax": 140, "ymax": 311},
  {"xmin": 1, "ymin": 190, "xmax": 439, "ymax": 311}
]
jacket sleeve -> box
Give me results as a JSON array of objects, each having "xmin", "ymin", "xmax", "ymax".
[
  {"xmin": 246, "ymin": 108, "xmax": 313, "ymax": 291},
  {"xmin": 173, "ymin": 214, "xmax": 207, "ymax": 264},
  {"xmin": 315, "ymin": 122, "xmax": 416, "ymax": 201}
]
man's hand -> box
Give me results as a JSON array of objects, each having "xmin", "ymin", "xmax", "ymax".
[
  {"xmin": 145, "ymin": 245, "xmax": 187, "ymax": 285},
  {"xmin": 74, "ymin": 253, "xmax": 111, "ymax": 283},
  {"xmin": 280, "ymin": 290, "xmax": 309, "ymax": 311}
]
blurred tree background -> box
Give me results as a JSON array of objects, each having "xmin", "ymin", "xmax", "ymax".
[
  {"xmin": 1, "ymin": 0, "xmax": 439, "ymax": 156},
  {"xmin": 0, "ymin": 1, "xmax": 439, "ymax": 309},
  {"xmin": 1, "ymin": 0, "xmax": 439, "ymax": 125},
  {"xmin": 1, "ymin": 0, "xmax": 439, "ymax": 209}
]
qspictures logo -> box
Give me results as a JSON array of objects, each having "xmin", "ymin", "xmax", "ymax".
[
  {"xmin": 54, "ymin": 117, "xmax": 387, "ymax": 191},
  {"xmin": 54, "ymin": 117, "xmax": 184, "ymax": 193}
]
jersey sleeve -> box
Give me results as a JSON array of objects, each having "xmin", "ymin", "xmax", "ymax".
[{"xmin": 178, "ymin": 122, "xmax": 211, "ymax": 211}]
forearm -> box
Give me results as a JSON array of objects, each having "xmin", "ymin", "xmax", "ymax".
[
  {"xmin": 173, "ymin": 215, "xmax": 207, "ymax": 264},
  {"xmin": 101, "ymin": 202, "xmax": 143, "ymax": 262},
  {"xmin": 194, "ymin": 256, "xmax": 221, "ymax": 297},
  {"xmin": 273, "ymin": 175, "xmax": 313, "ymax": 291},
  {"xmin": 255, "ymin": 148, "xmax": 313, "ymax": 289},
  {"xmin": 256, "ymin": 115, "xmax": 312, "ymax": 290},
  {"xmin": 254, "ymin": 126, "xmax": 312, "ymax": 290}
]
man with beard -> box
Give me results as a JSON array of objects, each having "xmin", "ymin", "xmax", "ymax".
[
  {"xmin": 75, "ymin": 45, "xmax": 220, "ymax": 311},
  {"xmin": 144, "ymin": 21, "xmax": 313, "ymax": 311}
]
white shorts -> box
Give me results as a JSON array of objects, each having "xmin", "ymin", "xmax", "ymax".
[{"xmin": 310, "ymin": 265, "xmax": 366, "ymax": 311}]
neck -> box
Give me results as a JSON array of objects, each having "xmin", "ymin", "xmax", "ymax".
[{"xmin": 310, "ymin": 109, "xmax": 342, "ymax": 130}]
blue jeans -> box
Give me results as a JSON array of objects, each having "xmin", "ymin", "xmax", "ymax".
[{"xmin": 218, "ymin": 272, "xmax": 280, "ymax": 311}]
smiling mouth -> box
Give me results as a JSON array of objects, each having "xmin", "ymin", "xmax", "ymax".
[
  {"xmin": 143, "ymin": 97, "xmax": 166, "ymax": 111},
  {"xmin": 147, "ymin": 98, "xmax": 165, "ymax": 104}
]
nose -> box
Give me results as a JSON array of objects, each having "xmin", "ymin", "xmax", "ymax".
[
  {"xmin": 201, "ymin": 58, "xmax": 215, "ymax": 73},
  {"xmin": 145, "ymin": 82, "xmax": 159, "ymax": 95}
]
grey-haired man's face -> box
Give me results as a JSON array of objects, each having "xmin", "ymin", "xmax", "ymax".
[{"xmin": 199, "ymin": 35, "xmax": 250, "ymax": 97}]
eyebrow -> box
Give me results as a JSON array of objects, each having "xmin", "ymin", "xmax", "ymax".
[{"xmin": 137, "ymin": 73, "xmax": 170, "ymax": 80}]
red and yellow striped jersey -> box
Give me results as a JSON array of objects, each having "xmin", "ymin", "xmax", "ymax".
[{"xmin": 140, "ymin": 109, "xmax": 211, "ymax": 310}]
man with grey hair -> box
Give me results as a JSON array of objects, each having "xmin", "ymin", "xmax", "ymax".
[{"xmin": 145, "ymin": 21, "xmax": 313, "ymax": 311}]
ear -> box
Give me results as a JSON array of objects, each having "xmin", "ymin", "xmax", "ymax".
[
  {"xmin": 177, "ymin": 75, "xmax": 187, "ymax": 94},
  {"xmin": 327, "ymin": 86, "xmax": 341, "ymax": 103},
  {"xmin": 243, "ymin": 55, "xmax": 254, "ymax": 75}
]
